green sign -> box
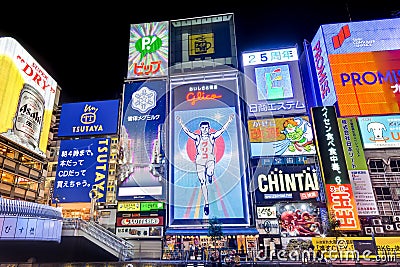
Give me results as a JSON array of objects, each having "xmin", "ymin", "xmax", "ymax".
[
  {"xmin": 140, "ymin": 202, "xmax": 164, "ymax": 211},
  {"xmin": 338, "ymin": 117, "xmax": 368, "ymax": 170}
]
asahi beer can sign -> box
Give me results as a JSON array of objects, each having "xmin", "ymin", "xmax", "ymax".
[
  {"xmin": 0, "ymin": 37, "xmax": 57, "ymax": 158},
  {"xmin": 13, "ymin": 83, "xmax": 45, "ymax": 148}
]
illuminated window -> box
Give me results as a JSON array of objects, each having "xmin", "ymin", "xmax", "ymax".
[
  {"xmin": 375, "ymin": 187, "xmax": 392, "ymax": 201},
  {"xmin": 1, "ymin": 171, "xmax": 15, "ymax": 184},
  {"xmin": 389, "ymin": 158, "xmax": 400, "ymax": 172},
  {"xmin": 368, "ymin": 159, "xmax": 386, "ymax": 173}
]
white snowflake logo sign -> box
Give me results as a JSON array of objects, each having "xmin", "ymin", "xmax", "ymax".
[{"xmin": 131, "ymin": 86, "xmax": 157, "ymax": 113}]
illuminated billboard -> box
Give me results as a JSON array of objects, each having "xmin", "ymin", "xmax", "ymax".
[
  {"xmin": 0, "ymin": 216, "xmax": 62, "ymax": 242},
  {"xmin": 311, "ymin": 106, "xmax": 360, "ymax": 231},
  {"xmin": 169, "ymin": 14, "xmax": 237, "ymax": 74},
  {"xmin": 338, "ymin": 117, "xmax": 379, "ymax": 215},
  {"xmin": 248, "ymin": 116, "xmax": 316, "ymax": 157},
  {"xmin": 127, "ymin": 21, "xmax": 169, "ymax": 79},
  {"xmin": 276, "ymin": 202, "xmax": 322, "ymax": 237},
  {"xmin": 53, "ymin": 138, "xmax": 111, "ymax": 203},
  {"xmin": 357, "ymin": 114, "xmax": 400, "ymax": 149},
  {"xmin": 310, "ymin": 18, "xmax": 400, "ymax": 116},
  {"xmin": 58, "ymin": 99, "xmax": 119, "ymax": 137},
  {"xmin": 116, "ymin": 226, "xmax": 163, "ymax": 239},
  {"xmin": 242, "ymin": 47, "xmax": 307, "ymax": 117},
  {"xmin": 118, "ymin": 80, "xmax": 166, "ymax": 200},
  {"xmin": 254, "ymin": 165, "xmax": 321, "ymax": 202},
  {"xmin": 0, "ymin": 37, "xmax": 57, "ymax": 157},
  {"xmin": 168, "ymin": 72, "xmax": 250, "ymax": 227}
]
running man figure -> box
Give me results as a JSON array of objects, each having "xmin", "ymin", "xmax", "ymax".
[{"xmin": 176, "ymin": 114, "xmax": 235, "ymax": 216}]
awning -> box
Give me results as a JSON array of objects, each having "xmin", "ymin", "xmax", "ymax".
[{"xmin": 165, "ymin": 227, "xmax": 259, "ymax": 236}]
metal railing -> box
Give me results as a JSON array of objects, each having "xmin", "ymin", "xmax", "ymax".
[
  {"xmin": 62, "ymin": 218, "xmax": 135, "ymax": 261},
  {"xmin": 0, "ymin": 197, "xmax": 62, "ymax": 219}
]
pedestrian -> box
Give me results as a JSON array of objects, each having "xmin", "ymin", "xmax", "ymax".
[
  {"xmin": 234, "ymin": 253, "xmax": 241, "ymax": 266},
  {"xmin": 210, "ymin": 251, "xmax": 218, "ymax": 267}
]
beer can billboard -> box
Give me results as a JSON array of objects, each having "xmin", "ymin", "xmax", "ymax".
[{"xmin": 0, "ymin": 37, "xmax": 57, "ymax": 157}]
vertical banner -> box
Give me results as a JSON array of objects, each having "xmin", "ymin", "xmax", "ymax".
[
  {"xmin": 53, "ymin": 138, "xmax": 111, "ymax": 203},
  {"xmin": 118, "ymin": 80, "xmax": 166, "ymax": 200},
  {"xmin": 168, "ymin": 73, "xmax": 250, "ymax": 227},
  {"xmin": 311, "ymin": 106, "xmax": 360, "ymax": 231},
  {"xmin": 338, "ymin": 117, "xmax": 379, "ymax": 216}
]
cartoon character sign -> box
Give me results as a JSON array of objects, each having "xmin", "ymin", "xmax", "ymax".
[
  {"xmin": 248, "ymin": 116, "xmax": 316, "ymax": 157},
  {"xmin": 274, "ymin": 117, "xmax": 315, "ymax": 154},
  {"xmin": 278, "ymin": 203, "xmax": 321, "ymax": 237}
]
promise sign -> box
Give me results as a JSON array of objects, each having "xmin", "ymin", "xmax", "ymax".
[{"xmin": 311, "ymin": 106, "xmax": 360, "ymax": 231}]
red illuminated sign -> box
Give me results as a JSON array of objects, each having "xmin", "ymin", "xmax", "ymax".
[{"xmin": 185, "ymin": 91, "xmax": 222, "ymax": 106}]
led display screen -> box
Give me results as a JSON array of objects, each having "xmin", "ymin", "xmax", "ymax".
[
  {"xmin": 58, "ymin": 99, "xmax": 119, "ymax": 137},
  {"xmin": 0, "ymin": 37, "xmax": 57, "ymax": 157},
  {"xmin": 253, "ymin": 165, "xmax": 321, "ymax": 202},
  {"xmin": 118, "ymin": 80, "xmax": 166, "ymax": 200},
  {"xmin": 168, "ymin": 72, "xmax": 250, "ymax": 227},
  {"xmin": 276, "ymin": 202, "xmax": 322, "ymax": 237},
  {"xmin": 311, "ymin": 18, "xmax": 400, "ymax": 116}
]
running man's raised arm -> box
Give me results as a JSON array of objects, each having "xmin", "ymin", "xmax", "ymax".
[
  {"xmin": 212, "ymin": 114, "xmax": 235, "ymax": 139},
  {"xmin": 176, "ymin": 116, "xmax": 197, "ymax": 140}
]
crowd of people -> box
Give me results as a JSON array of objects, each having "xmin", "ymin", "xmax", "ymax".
[
  {"xmin": 163, "ymin": 243, "xmax": 244, "ymax": 266},
  {"xmin": 210, "ymin": 249, "xmax": 241, "ymax": 266}
]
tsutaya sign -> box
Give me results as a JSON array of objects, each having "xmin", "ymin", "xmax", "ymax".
[{"xmin": 311, "ymin": 106, "xmax": 360, "ymax": 231}]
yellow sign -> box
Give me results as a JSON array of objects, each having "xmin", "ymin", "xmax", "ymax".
[
  {"xmin": 189, "ymin": 33, "xmax": 214, "ymax": 56},
  {"xmin": 0, "ymin": 37, "xmax": 57, "ymax": 157},
  {"xmin": 375, "ymin": 237, "xmax": 400, "ymax": 257},
  {"xmin": 312, "ymin": 237, "xmax": 372, "ymax": 259},
  {"xmin": 118, "ymin": 201, "xmax": 140, "ymax": 211}
]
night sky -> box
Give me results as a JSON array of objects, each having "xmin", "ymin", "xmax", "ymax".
[{"xmin": 0, "ymin": 1, "xmax": 398, "ymax": 104}]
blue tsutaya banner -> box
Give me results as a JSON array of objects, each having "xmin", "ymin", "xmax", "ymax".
[
  {"xmin": 53, "ymin": 138, "xmax": 110, "ymax": 203},
  {"xmin": 58, "ymin": 99, "xmax": 120, "ymax": 137}
]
